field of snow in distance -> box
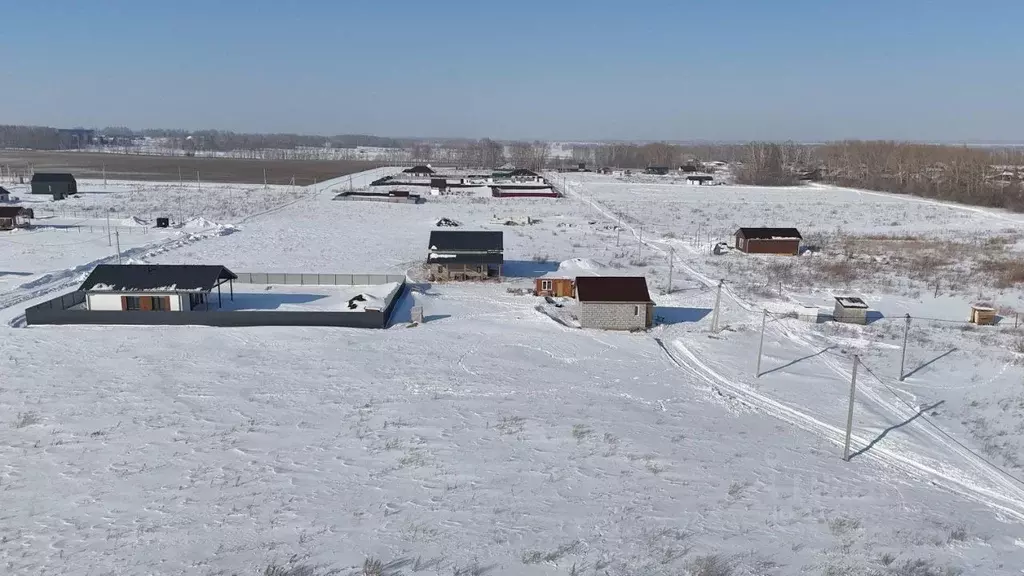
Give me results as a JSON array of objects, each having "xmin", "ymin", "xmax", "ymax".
[{"xmin": 3, "ymin": 167, "xmax": 1024, "ymax": 574}]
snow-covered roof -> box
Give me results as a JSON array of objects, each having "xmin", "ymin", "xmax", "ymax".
[
  {"xmin": 540, "ymin": 258, "xmax": 604, "ymax": 279},
  {"xmin": 834, "ymin": 296, "xmax": 868, "ymax": 309}
]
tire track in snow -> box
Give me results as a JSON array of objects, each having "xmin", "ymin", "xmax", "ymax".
[
  {"xmin": 660, "ymin": 336, "xmax": 1024, "ymax": 522},
  {"xmin": 774, "ymin": 320, "xmax": 1024, "ymax": 509}
]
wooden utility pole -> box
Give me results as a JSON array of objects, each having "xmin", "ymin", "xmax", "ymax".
[
  {"xmin": 667, "ymin": 247, "xmax": 674, "ymax": 293},
  {"xmin": 843, "ymin": 355, "xmax": 860, "ymax": 461},
  {"xmin": 263, "ymin": 167, "xmax": 268, "ymax": 189},
  {"xmin": 115, "ymin": 230, "xmax": 121, "ymax": 264},
  {"xmin": 899, "ymin": 314, "xmax": 911, "ymax": 381},
  {"xmin": 755, "ymin": 309, "xmax": 768, "ymax": 376},
  {"xmin": 196, "ymin": 170, "xmax": 201, "ymax": 191},
  {"xmin": 711, "ymin": 279, "xmax": 723, "ymax": 332},
  {"xmin": 106, "ymin": 212, "xmax": 111, "ymax": 247}
]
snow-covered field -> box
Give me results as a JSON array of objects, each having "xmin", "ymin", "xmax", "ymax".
[{"xmin": 3, "ymin": 168, "xmax": 1024, "ymax": 574}]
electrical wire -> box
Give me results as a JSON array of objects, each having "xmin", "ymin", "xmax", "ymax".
[
  {"xmin": 856, "ymin": 357, "xmax": 1024, "ymax": 488},
  {"xmin": 757, "ymin": 307, "xmax": 1024, "ymax": 487}
]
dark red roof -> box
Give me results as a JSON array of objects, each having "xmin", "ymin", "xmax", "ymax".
[{"xmin": 576, "ymin": 276, "xmax": 652, "ymax": 303}]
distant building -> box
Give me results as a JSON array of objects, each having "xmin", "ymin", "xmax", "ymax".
[
  {"xmin": 576, "ymin": 276, "xmax": 654, "ymax": 330},
  {"xmin": 57, "ymin": 128, "xmax": 95, "ymax": 149},
  {"xmin": 0, "ymin": 186, "xmax": 9, "ymax": 202},
  {"xmin": 31, "ymin": 173, "xmax": 78, "ymax": 199},
  {"xmin": 687, "ymin": 175, "xmax": 714, "ymax": 185},
  {"xmin": 78, "ymin": 264, "xmax": 238, "ymax": 311},
  {"xmin": 644, "ymin": 166, "xmax": 669, "ymax": 175},
  {"xmin": 679, "ymin": 164, "xmax": 699, "ymax": 173},
  {"xmin": 429, "ymin": 178, "xmax": 448, "ymax": 195},
  {"xmin": 734, "ymin": 227, "xmax": 802, "ymax": 255},
  {"xmin": 403, "ymin": 165, "xmax": 435, "ymax": 176},
  {"xmin": 505, "ymin": 168, "xmax": 543, "ymax": 183},
  {"xmin": 491, "ymin": 187, "xmax": 559, "ymax": 198},
  {"xmin": 427, "ymin": 230, "xmax": 504, "ymax": 281},
  {"xmin": 0, "ymin": 206, "xmax": 32, "ymax": 231}
]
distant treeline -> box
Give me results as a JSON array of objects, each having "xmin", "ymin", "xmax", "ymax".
[
  {"xmin": 0, "ymin": 124, "xmax": 406, "ymax": 151},
  {"xmin": 570, "ymin": 140, "xmax": 1024, "ymax": 212}
]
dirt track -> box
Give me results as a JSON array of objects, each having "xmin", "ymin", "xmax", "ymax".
[{"xmin": 0, "ymin": 150, "xmax": 386, "ymax": 185}]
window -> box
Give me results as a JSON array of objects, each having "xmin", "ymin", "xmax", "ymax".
[
  {"xmin": 152, "ymin": 296, "xmax": 169, "ymax": 311},
  {"xmin": 541, "ymin": 280, "xmax": 552, "ymax": 291},
  {"xmin": 124, "ymin": 296, "xmax": 141, "ymax": 311},
  {"xmin": 634, "ymin": 305, "xmax": 641, "ymax": 316}
]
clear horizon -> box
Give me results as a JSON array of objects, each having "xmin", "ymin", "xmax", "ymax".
[{"xmin": 3, "ymin": 0, "xmax": 1022, "ymax": 142}]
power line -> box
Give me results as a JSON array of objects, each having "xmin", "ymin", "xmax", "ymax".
[{"xmin": 854, "ymin": 356, "xmax": 1024, "ymax": 489}]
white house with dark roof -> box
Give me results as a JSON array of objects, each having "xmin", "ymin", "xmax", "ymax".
[{"xmin": 79, "ymin": 264, "xmax": 238, "ymax": 311}]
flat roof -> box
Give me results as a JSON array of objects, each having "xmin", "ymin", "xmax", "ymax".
[{"xmin": 834, "ymin": 296, "xmax": 868, "ymax": 308}]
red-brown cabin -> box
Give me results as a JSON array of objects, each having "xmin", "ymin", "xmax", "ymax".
[
  {"xmin": 535, "ymin": 276, "xmax": 575, "ymax": 298},
  {"xmin": 735, "ymin": 227, "xmax": 802, "ymax": 255}
]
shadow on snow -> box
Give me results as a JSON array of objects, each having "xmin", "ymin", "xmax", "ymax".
[{"xmin": 655, "ymin": 306, "xmax": 712, "ymax": 325}]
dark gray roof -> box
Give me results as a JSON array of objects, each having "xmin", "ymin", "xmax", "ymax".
[
  {"xmin": 834, "ymin": 296, "xmax": 868, "ymax": 309},
  {"xmin": 78, "ymin": 264, "xmax": 237, "ymax": 293},
  {"xmin": 404, "ymin": 165, "xmax": 435, "ymax": 174},
  {"xmin": 735, "ymin": 227, "xmax": 802, "ymax": 240},
  {"xmin": 0, "ymin": 206, "xmax": 29, "ymax": 218},
  {"xmin": 0, "ymin": 186, "xmax": 9, "ymax": 194},
  {"xmin": 576, "ymin": 276, "xmax": 652, "ymax": 303},
  {"xmin": 31, "ymin": 172, "xmax": 77, "ymax": 183},
  {"xmin": 507, "ymin": 168, "xmax": 538, "ymax": 177},
  {"xmin": 428, "ymin": 230, "xmax": 503, "ymax": 252}
]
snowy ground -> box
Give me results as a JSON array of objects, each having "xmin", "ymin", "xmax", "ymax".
[
  {"xmin": 224, "ymin": 283, "xmax": 401, "ymax": 312},
  {"xmin": 3, "ymin": 168, "xmax": 1024, "ymax": 574}
]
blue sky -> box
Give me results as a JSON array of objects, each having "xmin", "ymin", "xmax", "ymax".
[{"xmin": 2, "ymin": 0, "xmax": 1022, "ymax": 141}]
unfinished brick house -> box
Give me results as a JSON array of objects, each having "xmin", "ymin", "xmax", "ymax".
[
  {"xmin": 575, "ymin": 276, "xmax": 654, "ymax": 330},
  {"xmin": 427, "ymin": 230, "xmax": 503, "ymax": 281}
]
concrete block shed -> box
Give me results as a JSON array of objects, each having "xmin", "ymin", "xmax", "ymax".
[
  {"xmin": 833, "ymin": 296, "xmax": 869, "ymax": 325},
  {"xmin": 575, "ymin": 276, "xmax": 654, "ymax": 331}
]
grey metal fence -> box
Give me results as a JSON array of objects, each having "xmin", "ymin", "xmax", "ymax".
[{"xmin": 233, "ymin": 272, "xmax": 407, "ymax": 286}]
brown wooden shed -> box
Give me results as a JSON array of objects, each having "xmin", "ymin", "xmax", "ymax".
[
  {"xmin": 735, "ymin": 227, "xmax": 802, "ymax": 255},
  {"xmin": 535, "ymin": 276, "xmax": 575, "ymax": 298},
  {"xmin": 970, "ymin": 305, "xmax": 996, "ymax": 325}
]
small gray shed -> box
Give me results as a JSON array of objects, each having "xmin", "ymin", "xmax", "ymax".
[{"xmin": 833, "ymin": 296, "xmax": 869, "ymax": 325}]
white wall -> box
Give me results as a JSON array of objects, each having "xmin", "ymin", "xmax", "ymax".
[{"xmin": 86, "ymin": 293, "xmax": 186, "ymax": 311}]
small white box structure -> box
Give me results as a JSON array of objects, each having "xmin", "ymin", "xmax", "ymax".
[
  {"xmin": 411, "ymin": 306, "xmax": 424, "ymax": 324},
  {"xmin": 796, "ymin": 305, "xmax": 825, "ymax": 323}
]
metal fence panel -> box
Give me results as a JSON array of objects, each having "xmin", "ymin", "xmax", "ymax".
[{"xmin": 228, "ymin": 272, "xmax": 409, "ymax": 286}]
